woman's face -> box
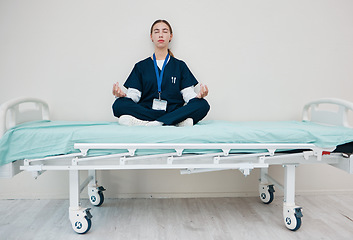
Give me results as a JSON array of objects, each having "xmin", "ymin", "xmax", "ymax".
[{"xmin": 150, "ymin": 22, "xmax": 173, "ymax": 49}]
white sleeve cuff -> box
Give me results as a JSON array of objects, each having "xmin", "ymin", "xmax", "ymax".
[
  {"xmin": 126, "ymin": 88, "xmax": 141, "ymax": 103},
  {"xmin": 180, "ymin": 86, "xmax": 197, "ymax": 103}
]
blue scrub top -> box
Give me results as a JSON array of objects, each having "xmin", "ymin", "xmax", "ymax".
[{"xmin": 124, "ymin": 56, "xmax": 198, "ymax": 112}]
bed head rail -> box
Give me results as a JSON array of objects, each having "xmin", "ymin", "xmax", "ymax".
[
  {"xmin": 303, "ymin": 98, "xmax": 353, "ymax": 128},
  {"xmin": 0, "ymin": 97, "xmax": 49, "ymax": 137}
]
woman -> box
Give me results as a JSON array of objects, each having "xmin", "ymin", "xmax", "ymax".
[{"xmin": 112, "ymin": 19, "xmax": 210, "ymax": 126}]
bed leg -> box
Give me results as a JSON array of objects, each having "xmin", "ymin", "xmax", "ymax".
[
  {"xmin": 69, "ymin": 170, "xmax": 81, "ymax": 210},
  {"xmin": 88, "ymin": 170, "xmax": 106, "ymax": 207},
  {"xmin": 69, "ymin": 170, "xmax": 92, "ymax": 234},
  {"xmin": 283, "ymin": 164, "xmax": 302, "ymax": 231},
  {"xmin": 260, "ymin": 168, "xmax": 268, "ymax": 184},
  {"xmin": 259, "ymin": 168, "xmax": 275, "ymax": 204}
]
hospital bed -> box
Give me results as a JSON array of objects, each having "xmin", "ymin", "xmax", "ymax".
[{"xmin": 1, "ymin": 97, "xmax": 353, "ymax": 234}]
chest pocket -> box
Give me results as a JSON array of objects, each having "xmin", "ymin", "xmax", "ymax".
[{"xmin": 161, "ymin": 68, "xmax": 183, "ymax": 101}]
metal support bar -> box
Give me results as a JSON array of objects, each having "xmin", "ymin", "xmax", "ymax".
[
  {"xmin": 284, "ymin": 164, "xmax": 296, "ymax": 206},
  {"xmin": 265, "ymin": 173, "xmax": 284, "ymax": 192},
  {"xmin": 218, "ymin": 152, "xmax": 271, "ymax": 161},
  {"xmin": 330, "ymin": 153, "xmax": 353, "ymax": 174},
  {"xmin": 76, "ymin": 153, "xmax": 130, "ymax": 163},
  {"xmin": 25, "ymin": 153, "xmax": 83, "ymax": 163},
  {"xmin": 262, "ymin": 151, "xmax": 314, "ymax": 161},
  {"xmin": 260, "ymin": 168, "xmax": 269, "ymax": 184},
  {"xmin": 180, "ymin": 163, "xmax": 268, "ymax": 175},
  {"xmin": 260, "ymin": 168, "xmax": 284, "ymax": 192},
  {"xmin": 88, "ymin": 170, "xmax": 96, "ymax": 186},
  {"xmin": 69, "ymin": 170, "xmax": 81, "ymax": 210},
  {"xmin": 180, "ymin": 168, "xmax": 228, "ymax": 174},
  {"xmin": 121, "ymin": 152, "xmax": 178, "ymax": 162},
  {"xmin": 80, "ymin": 175, "xmax": 94, "ymax": 193}
]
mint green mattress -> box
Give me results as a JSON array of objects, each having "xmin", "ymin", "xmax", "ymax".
[{"xmin": 1, "ymin": 120, "xmax": 353, "ymax": 166}]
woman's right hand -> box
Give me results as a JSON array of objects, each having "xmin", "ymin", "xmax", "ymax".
[
  {"xmin": 196, "ymin": 83, "xmax": 209, "ymax": 99},
  {"xmin": 112, "ymin": 82, "xmax": 127, "ymax": 98}
]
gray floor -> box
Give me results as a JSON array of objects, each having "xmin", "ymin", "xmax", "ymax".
[{"xmin": 1, "ymin": 194, "xmax": 353, "ymax": 240}]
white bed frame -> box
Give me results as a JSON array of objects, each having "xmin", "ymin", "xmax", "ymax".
[{"xmin": 1, "ymin": 97, "xmax": 353, "ymax": 234}]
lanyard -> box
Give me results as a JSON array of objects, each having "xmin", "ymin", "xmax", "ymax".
[{"xmin": 153, "ymin": 53, "xmax": 169, "ymax": 99}]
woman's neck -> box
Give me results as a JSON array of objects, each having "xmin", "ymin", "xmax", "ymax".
[{"xmin": 154, "ymin": 48, "xmax": 169, "ymax": 60}]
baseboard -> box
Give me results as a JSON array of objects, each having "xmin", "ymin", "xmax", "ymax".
[{"xmin": 2, "ymin": 189, "xmax": 353, "ymax": 200}]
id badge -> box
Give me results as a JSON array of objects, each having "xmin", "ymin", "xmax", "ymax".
[{"xmin": 152, "ymin": 99, "xmax": 167, "ymax": 111}]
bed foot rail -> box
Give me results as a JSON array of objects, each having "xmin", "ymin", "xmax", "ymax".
[
  {"xmin": 302, "ymin": 98, "xmax": 353, "ymax": 128},
  {"xmin": 0, "ymin": 97, "xmax": 50, "ymax": 137}
]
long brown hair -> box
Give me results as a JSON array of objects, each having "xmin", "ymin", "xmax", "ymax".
[{"xmin": 150, "ymin": 19, "xmax": 174, "ymax": 57}]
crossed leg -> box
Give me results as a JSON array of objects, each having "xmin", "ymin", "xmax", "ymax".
[{"xmin": 112, "ymin": 97, "xmax": 210, "ymax": 126}]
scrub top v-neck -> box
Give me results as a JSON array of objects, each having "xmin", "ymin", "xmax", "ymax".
[{"xmin": 123, "ymin": 56, "xmax": 198, "ymax": 112}]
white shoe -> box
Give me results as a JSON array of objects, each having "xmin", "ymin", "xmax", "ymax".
[
  {"xmin": 145, "ymin": 121, "xmax": 163, "ymax": 127},
  {"xmin": 176, "ymin": 118, "xmax": 193, "ymax": 127},
  {"xmin": 118, "ymin": 115, "xmax": 149, "ymax": 126}
]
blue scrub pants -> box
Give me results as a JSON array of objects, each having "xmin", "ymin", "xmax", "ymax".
[{"xmin": 112, "ymin": 98, "xmax": 210, "ymax": 125}]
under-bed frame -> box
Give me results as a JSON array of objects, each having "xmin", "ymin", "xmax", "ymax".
[{"xmin": 1, "ymin": 97, "xmax": 353, "ymax": 234}]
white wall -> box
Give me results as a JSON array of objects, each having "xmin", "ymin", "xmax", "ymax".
[{"xmin": 1, "ymin": 0, "xmax": 353, "ymax": 199}]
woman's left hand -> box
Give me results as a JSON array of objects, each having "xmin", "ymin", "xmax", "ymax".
[{"xmin": 197, "ymin": 83, "xmax": 209, "ymax": 98}]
